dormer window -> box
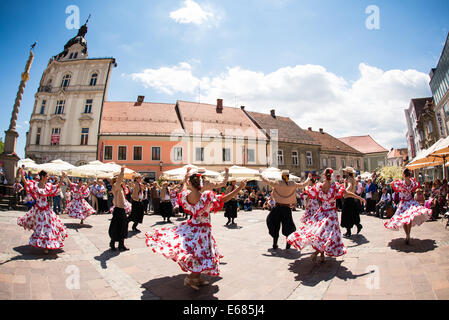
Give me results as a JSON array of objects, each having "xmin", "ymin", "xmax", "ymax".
[
  {"xmin": 73, "ymin": 52, "xmax": 78, "ymax": 59},
  {"xmin": 89, "ymin": 73, "xmax": 98, "ymax": 86},
  {"xmin": 61, "ymin": 74, "xmax": 71, "ymax": 88}
]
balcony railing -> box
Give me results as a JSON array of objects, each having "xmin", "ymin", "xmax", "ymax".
[{"xmin": 38, "ymin": 84, "xmax": 105, "ymax": 93}]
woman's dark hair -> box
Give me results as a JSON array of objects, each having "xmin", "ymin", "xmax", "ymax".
[
  {"xmin": 39, "ymin": 170, "xmax": 48, "ymax": 178},
  {"xmin": 189, "ymin": 174, "xmax": 202, "ymax": 190},
  {"xmin": 403, "ymin": 168, "xmax": 411, "ymax": 177},
  {"xmin": 323, "ymin": 168, "xmax": 333, "ymax": 180}
]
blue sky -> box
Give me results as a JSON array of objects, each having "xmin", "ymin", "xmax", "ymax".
[{"xmin": 1, "ymin": 0, "xmax": 448, "ymax": 158}]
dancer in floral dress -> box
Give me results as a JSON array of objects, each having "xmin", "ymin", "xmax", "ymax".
[
  {"xmin": 145, "ymin": 167, "xmax": 246, "ymax": 290},
  {"xmin": 287, "ymin": 168, "xmax": 365, "ymax": 263},
  {"xmin": 384, "ymin": 168, "xmax": 432, "ymax": 244},
  {"xmin": 65, "ymin": 179, "xmax": 95, "ymax": 224},
  {"xmin": 17, "ymin": 169, "xmax": 68, "ymax": 254},
  {"xmin": 300, "ymin": 178, "xmax": 320, "ymax": 225}
]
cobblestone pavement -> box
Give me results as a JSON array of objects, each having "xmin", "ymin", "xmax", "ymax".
[{"xmin": 0, "ymin": 208, "xmax": 448, "ymax": 300}]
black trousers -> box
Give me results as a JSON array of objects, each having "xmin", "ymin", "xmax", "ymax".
[
  {"xmin": 160, "ymin": 201, "xmax": 173, "ymax": 219},
  {"xmin": 224, "ymin": 199, "xmax": 238, "ymax": 219},
  {"xmin": 128, "ymin": 200, "xmax": 144, "ymax": 224},
  {"xmin": 341, "ymin": 198, "xmax": 361, "ymax": 229},
  {"xmin": 266, "ymin": 205, "xmax": 296, "ymax": 239},
  {"xmin": 108, "ymin": 207, "xmax": 128, "ymax": 241}
]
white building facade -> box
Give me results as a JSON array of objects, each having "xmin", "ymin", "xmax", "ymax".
[{"xmin": 25, "ymin": 23, "xmax": 116, "ymax": 165}]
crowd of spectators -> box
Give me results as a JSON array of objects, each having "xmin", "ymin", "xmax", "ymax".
[{"xmin": 4, "ymin": 165, "xmax": 449, "ymax": 225}]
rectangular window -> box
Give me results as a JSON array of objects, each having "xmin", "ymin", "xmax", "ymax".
[
  {"xmin": 350, "ymin": 159, "xmax": 354, "ymax": 168},
  {"xmin": 322, "ymin": 158, "xmax": 328, "ymax": 168},
  {"xmin": 247, "ymin": 149, "xmax": 255, "ymax": 163},
  {"xmin": 151, "ymin": 147, "xmax": 161, "ymax": 161},
  {"xmin": 104, "ymin": 146, "xmax": 113, "ymax": 161},
  {"xmin": 118, "ymin": 146, "xmax": 127, "ymax": 161},
  {"xmin": 40, "ymin": 100, "xmax": 46, "ymax": 114},
  {"xmin": 292, "ymin": 151, "xmax": 299, "ymax": 166},
  {"xmin": 195, "ymin": 147, "xmax": 204, "ymax": 162},
  {"xmin": 277, "ymin": 150, "xmax": 284, "ymax": 166},
  {"xmin": 306, "ymin": 151, "xmax": 313, "ymax": 166},
  {"xmin": 341, "ymin": 159, "xmax": 346, "ymax": 168},
  {"xmin": 35, "ymin": 128, "xmax": 41, "ymax": 145},
  {"xmin": 51, "ymin": 128, "xmax": 61, "ymax": 146},
  {"xmin": 80, "ymin": 128, "xmax": 89, "ymax": 145},
  {"xmin": 55, "ymin": 100, "xmax": 65, "ymax": 114},
  {"xmin": 173, "ymin": 147, "xmax": 183, "ymax": 162},
  {"xmin": 330, "ymin": 157, "xmax": 337, "ymax": 169},
  {"xmin": 222, "ymin": 148, "xmax": 231, "ymax": 162},
  {"xmin": 133, "ymin": 146, "xmax": 143, "ymax": 161},
  {"xmin": 84, "ymin": 99, "xmax": 93, "ymax": 114}
]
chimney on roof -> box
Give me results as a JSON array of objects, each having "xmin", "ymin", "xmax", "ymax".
[
  {"xmin": 217, "ymin": 99, "xmax": 223, "ymax": 113},
  {"xmin": 319, "ymin": 128, "xmax": 324, "ymax": 134},
  {"xmin": 270, "ymin": 109, "xmax": 276, "ymax": 118},
  {"xmin": 135, "ymin": 95, "xmax": 145, "ymax": 106},
  {"xmin": 308, "ymin": 127, "xmax": 312, "ymax": 131},
  {"xmin": 240, "ymin": 106, "xmax": 245, "ymax": 110}
]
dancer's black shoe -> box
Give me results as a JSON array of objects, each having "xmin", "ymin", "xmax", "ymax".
[
  {"xmin": 356, "ymin": 224, "xmax": 363, "ymax": 235},
  {"xmin": 110, "ymin": 240, "xmax": 116, "ymax": 251},
  {"xmin": 118, "ymin": 241, "xmax": 129, "ymax": 251}
]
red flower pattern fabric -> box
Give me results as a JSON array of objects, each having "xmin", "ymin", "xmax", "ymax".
[
  {"xmin": 17, "ymin": 181, "xmax": 68, "ymax": 249},
  {"xmin": 300, "ymin": 186, "xmax": 320, "ymax": 225},
  {"xmin": 66, "ymin": 183, "xmax": 95, "ymax": 220},
  {"xmin": 288, "ymin": 182, "xmax": 347, "ymax": 257},
  {"xmin": 145, "ymin": 190, "xmax": 224, "ymax": 275},
  {"xmin": 109, "ymin": 199, "xmax": 132, "ymax": 214},
  {"xmin": 385, "ymin": 179, "xmax": 431, "ymax": 230}
]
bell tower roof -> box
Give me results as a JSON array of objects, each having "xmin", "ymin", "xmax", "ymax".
[{"xmin": 53, "ymin": 15, "xmax": 90, "ymax": 61}]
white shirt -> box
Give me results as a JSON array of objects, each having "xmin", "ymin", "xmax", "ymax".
[{"xmin": 380, "ymin": 193, "xmax": 391, "ymax": 203}]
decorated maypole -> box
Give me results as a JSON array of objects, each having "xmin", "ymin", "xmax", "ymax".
[{"xmin": 0, "ymin": 42, "xmax": 36, "ymax": 185}]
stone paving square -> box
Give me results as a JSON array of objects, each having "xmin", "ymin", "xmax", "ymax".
[{"xmin": 0, "ymin": 208, "xmax": 448, "ymax": 300}]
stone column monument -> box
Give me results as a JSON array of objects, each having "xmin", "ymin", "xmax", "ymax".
[{"xmin": 0, "ymin": 44, "xmax": 36, "ymax": 185}]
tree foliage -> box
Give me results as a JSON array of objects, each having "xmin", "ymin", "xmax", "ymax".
[{"xmin": 376, "ymin": 166, "xmax": 403, "ymax": 183}]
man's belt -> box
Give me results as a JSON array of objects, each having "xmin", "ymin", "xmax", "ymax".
[{"xmin": 276, "ymin": 203, "xmax": 291, "ymax": 208}]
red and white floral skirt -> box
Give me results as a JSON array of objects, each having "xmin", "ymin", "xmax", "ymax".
[
  {"xmin": 288, "ymin": 208, "xmax": 346, "ymax": 257},
  {"xmin": 145, "ymin": 220, "xmax": 221, "ymax": 275},
  {"xmin": 18, "ymin": 207, "xmax": 68, "ymax": 250},
  {"xmin": 384, "ymin": 199, "xmax": 431, "ymax": 230},
  {"xmin": 66, "ymin": 198, "xmax": 95, "ymax": 220}
]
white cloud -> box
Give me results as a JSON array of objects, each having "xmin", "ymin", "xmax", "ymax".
[
  {"xmin": 129, "ymin": 62, "xmax": 431, "ymax": 149},
  {"xmin": 169, "ymin": 0, "xmax": 215, "ymax": 25},
  {"xmin": 129, "ymin": 62, "xmax": 204, "ymax": 95}
]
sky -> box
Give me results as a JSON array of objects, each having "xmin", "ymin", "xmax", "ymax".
[{"xmin": 0, "ymin": 0, "xmax": 448, "ymax": 159}]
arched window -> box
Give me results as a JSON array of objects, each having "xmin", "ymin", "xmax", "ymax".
[
  {"xmin": 89, "ymin": 73, "xmax": 98, "ymax": 86},
  {"xmin": 61, "ymin": 74, "xmax": 71, "ymax": 88}
]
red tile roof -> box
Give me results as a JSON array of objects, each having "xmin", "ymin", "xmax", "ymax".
[
  {"xmin": 100, "ymin": 101, "xmax": 184, "ymax": 135},
  {"xmin": 246, "ymin": 111, "xmax": 319, "ymax": 145},
  {"xmin": 387, "ymin": 148, "xmax": 408, "ymax": 160},
  {"xmin": 338, "ymin": 135, "xmax": 388, "ymax": 154},
  {"xmin": 304, "ymin": 130, "xmax": 363, "ymax": 155},
  {"xmin": 176, "ymin": 100, "xmax": 266, "ymax": 139}
]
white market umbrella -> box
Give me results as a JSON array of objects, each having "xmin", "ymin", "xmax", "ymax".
[
  {"xmin": 261, "ymin": 167, "xmax": 301, "ymax": 182},
  {"xmin": 100, "ymin": 162, "xmax": 137, "ymax": 180},
  {"xmin": 39, "ymin": 159, "xmax": 75, "ymax": 176},
  {"xmin": 161, "ymin": 164, "xmax": 220, "ymax": 181},
  {"xmin": 67, "ymin": 160, "xmax": 110, "ymax": 178},
  {"xmin": 18, "ymin": 158, "xmax": 41, "ymax": 174},
  {"xmin": 361, "ymin": 172, "xmax": 372, "ymax": 180},
  {"xmin": 225, "ymin": 165, "xmax": 260, "ymax": 181}
]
